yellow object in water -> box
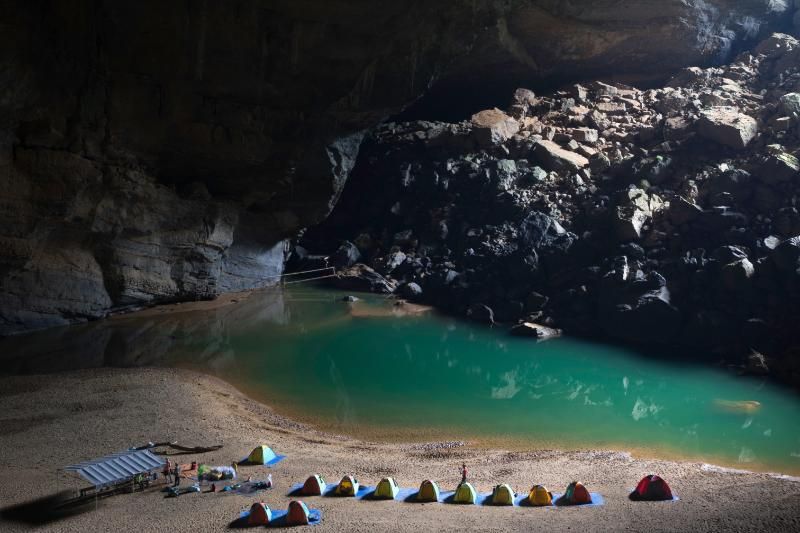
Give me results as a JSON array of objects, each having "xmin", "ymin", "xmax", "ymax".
[{"xmin": 713, "ymin": 399, "xmax": 762, "ymax": 413}]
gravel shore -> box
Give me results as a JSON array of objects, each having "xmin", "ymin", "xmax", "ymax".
[{"xmin": 1, "ymin": 368, "xmax": 798, "ymax": 532}]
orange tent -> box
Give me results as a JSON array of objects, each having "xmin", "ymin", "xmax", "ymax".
[
  {"xmin": 247, "ymin": 502, "xmax": 272, "ymax": 526},
  {"xmin": 287, "ymin": 500, "xmax": 310, "ymax": 526}
]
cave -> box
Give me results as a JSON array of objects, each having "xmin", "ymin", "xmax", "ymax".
[{"xmin": 1, "ymin": 2, "xmax": 800, "ymax": 531}]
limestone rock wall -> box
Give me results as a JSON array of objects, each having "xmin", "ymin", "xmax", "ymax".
[{"xmin": 0, "ymin": 0, "xmax": 796, "ymax": 335}]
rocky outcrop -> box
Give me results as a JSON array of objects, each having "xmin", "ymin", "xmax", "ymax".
[
  {"xmin": 302, "ymin": 33, "xmax": 800, "ymax": 385},
  {"xmin": 1, "ymin": 1, "xmax": 797, "ymax": 335}
]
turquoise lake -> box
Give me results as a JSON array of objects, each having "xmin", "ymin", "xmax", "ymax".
[{"xmin": 2, "ymin": 286, "xmax": 799, "ymax": 474}]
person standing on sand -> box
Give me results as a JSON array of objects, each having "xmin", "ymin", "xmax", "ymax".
[
  {"xmin": 173, "ymin": 463, "xmax": 181, "ymax": 487},
  {"xmin": 460, "ymin": 463, "xmax": 468, "ymax": 485},
  {"xmin": 163, "ymin": 459, "xmax": 172, "ymax": 484}
]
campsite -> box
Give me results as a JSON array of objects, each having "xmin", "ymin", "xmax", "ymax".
[{"xmin": 2, "ymin": 2, "xmax": 800, "ymax": 532}]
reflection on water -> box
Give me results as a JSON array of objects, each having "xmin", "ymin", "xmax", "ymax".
[{"xmin": 2, "ymin": 286, "xmax": 800, "ymax": 474}]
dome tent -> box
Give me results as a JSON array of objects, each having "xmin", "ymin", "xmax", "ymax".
[
  {"xmin": 247, "ymin": 502, "xmax": 272, "ymax": 526},
  {"xmin": 491, "ymin": 483, "xmax": 515, "ymax": 505},
  {"xmin": 556, "ymin": 481, "xmax": 592, "ymax": 505},
  {"xmin": 287, "ymin": 500, "xmax": 311, "ymax": 526},
  {"xmin": 245, "ymin": 445, "xmax": 284, "ymax": 465},
  {"xmin": 453, "ymin": 482, "xmax": 477, "ymax": 504},
  {"xmin": 630, "ymin": 474, "xmax": 674, "ymax": 501},
  {"xmin": 374, "ymin": 477, "xmax": 399, "ymax": 499},
  {"xmin": 302, "ymin": 474, "xmax": 327, "ymax": 496},
  {"xmin": 335, "ymin": 475, "xmax": 359, "ymax": 496},
  {"xmin": 417, "ymin": 479, "xmax": 441, "ymax": 502},
  {"xmin": 528, "ymin": 484, "xmax": 553, "ymax": 506}
]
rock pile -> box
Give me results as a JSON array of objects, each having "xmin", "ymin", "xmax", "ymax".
[{"xmin": 301, "ymin": 34, "xmax": 800, "ymax": 386}]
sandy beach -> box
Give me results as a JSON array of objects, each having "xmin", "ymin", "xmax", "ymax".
[{"xmin": 0, "ymin": 367, "xmax": 798, "ymax": 532}]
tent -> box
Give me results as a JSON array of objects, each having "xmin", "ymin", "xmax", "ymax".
[
  {"xmin": 630, "ymin": 475, "xmax": 674, "ymax": 501},
  {"xmin": 417, "ymin": 480, "xmax": 441, "ymax": 502},
  {"xmin": 491, "ymin": 484, "xmax": 515, "ymax": 505},
  {"xmin": 335, "ymin": 475, "xmax": 359, "ymax": 496},
  {"xmin": 374, "ymin": 477, "xmax": 399, "ymax": 499},
  {"xmin": 287, "ymin": 500, "xmax": 311, "ymax": 526},
  {"xmin": 557, "ymin": 481, "xmax": 591, "ymax": 505},
  {"xmin": 248, "ymin": 502, "xmax": 272, "ymax": 526},
  {"xmin": 453, "ymin": 482, "xmax": 477, "ymax": 504},
  {"xmin": 247, "ymin": 445, "xmax": 277, "ymax": 465},
  {"xmin": 302, "ymin": 474, "xmax": 327, "ymax": 496},
  {"xmin": 528, "ymin": 484, "xmax": 553, "ymax": 506}
]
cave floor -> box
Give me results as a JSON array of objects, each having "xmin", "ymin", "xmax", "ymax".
[{"xmin": 0, "ymin": 368, "xmax": 798, "ymax": 532}]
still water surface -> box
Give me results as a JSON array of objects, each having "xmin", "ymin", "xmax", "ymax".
[{"xmin": 2, "ymin": 286, "xmax": 799, "ymax": 474}]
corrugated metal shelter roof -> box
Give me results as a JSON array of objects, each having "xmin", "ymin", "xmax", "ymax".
[{"xmin": 65, "ymin": 449, "xmax": 166, "ymax": 488}]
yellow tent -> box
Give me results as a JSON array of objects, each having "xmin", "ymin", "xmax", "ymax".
[
  {"xmin": 336, "ymin": 475, "xmax": 359, "ymax": 496},
  {"xmin": 417, "ymin": 480, "xmax": 441, "ymax": 502},
  {"xmin": 491, "ymin": 484, "xmax": 515, "ymax": 505},
  {"xmin": 247, "ymin": 445, "xmax": 277, "ymax": 465},
  {"xmin": 454, "ymin": 482, "xmax": 477, "ymax": 504},
  {"xmin": 374, "ymin": 477, "xmax": 399, "ymax": 499},
  {"xmin": 528, "ymin": 484, "xmax": 553, "ymax": 506}
]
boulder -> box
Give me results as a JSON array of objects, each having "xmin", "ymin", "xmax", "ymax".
[
  {"xmin": 668, "ymin": 197, "xmax": 703, "ymax": 225},
  {"xmin": 519, "ymin": 212, "xmax": 575, "ymax": 252},
  {"xmin": 602, "ymin": 289, "xmax": 682, "ymax": 344},
  {"xmin": 745, "ymin": 350, "xmax": 770, "ymax": 376},
  {"xmin": 613, "ymin": 188, "xmax": 664, "ymax": 241},
  {"xmin": 780, "ymin": 93, "xmax": 800, "ymax": 116},
  {"xmin": 572, "ymin": 127, "xmax": 599, "ymax": 143},
  {"xmin": 532, "ymin": 140, "xmax": 589, "ymax": 171},
  {"xmin": 384, "ymin": 250, "xmax": 407, "ymax": 273},
  {"xmin": 721, "ymin": 258, "xmax": 755, "ymax": 291},
  {"xmin": 467, "ymin": 303, "xmax": 495, "ymax": 325},
  {"xmin": 508, "ymin": 88, "xmax": 537, "ymax": 119},
  {"xmin": 771, "ymin": 236, "xmax": 800, "ymax": 272},
  {"xmin": 664, "ymin": 116, "xmax": 694, "ymax": 141},
  {"xmin": 471, "ymin": 109, "xmax": 520, "ymax": 147},
  {"xmin": 614, "ymin": 206, "xmax": 649, "ymax": 241},
  {"xmin": 399, "ymin": 282, "xmax": 423, "ymax": 300},
  {"xmin": 696, "ymin": 107, "xmax": 757, "ymax": 149},
  {"xmin": 712, "ymin": 245, "xmax": 748, "ymax": 264},
  {"xmin": 756, "ymin": 152, "xmax": 799, "ymax": 184},
  {"xmin": 525, "ymin": 291, "xmax": 549, "ymax": 312},
  {"xmin": 510, "ymin": 321, "xmax": 561, "ymax": 339},
  {"xmin": 332, "ymin": 241, "xmax": 361, "ymax": 269},
  {"xmin": 330, "ymin": 264, "xmax": 397, "ymax": 294}
]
